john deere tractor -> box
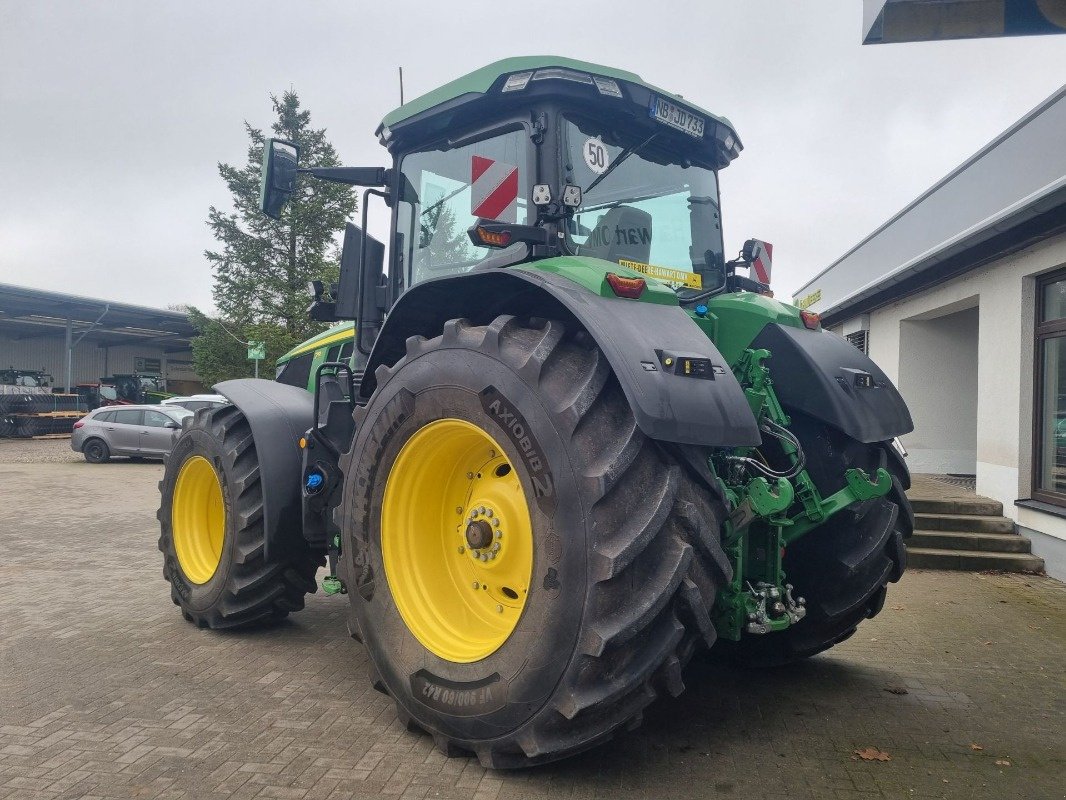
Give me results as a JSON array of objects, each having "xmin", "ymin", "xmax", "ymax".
[{"xmin": 159, "ymin": 57, "xmax": 913, "ymax": 768}]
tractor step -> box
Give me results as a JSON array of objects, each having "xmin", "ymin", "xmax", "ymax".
[
  {"xmin": 909, "ymin": 530, "xmax": 1032, "ymax": 553},
  {"xmin": 912, "ymin": 512, "xmax": 1015, "ymax": 533},
  {"xmin": 906, "ymin": 547, "xmax": 1045, "ymax": 573}
]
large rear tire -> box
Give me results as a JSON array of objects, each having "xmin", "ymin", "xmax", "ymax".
[
  {"xmin": 339, "ymin": 316, "xmax": 730, "ymax": 767},
  {"xmin": 721, "ymin": 415, "xmax": 912, "ymax": 667},
  {"xmin": 158, "ymin": 405, "xmax": 320, "ymax": 629}
]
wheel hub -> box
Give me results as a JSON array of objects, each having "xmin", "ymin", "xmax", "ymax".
[
  {"xmin": 381, "ymin": 418, "xmax": 534, "ymax": 663},
  {"xmin": 465, "ymin": 518, "xmax": 493, "ymax": 550}
]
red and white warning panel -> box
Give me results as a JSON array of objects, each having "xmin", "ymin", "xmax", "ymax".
[
  {"xmin": 750, "ymin": 240, "xmax": 773, "ymax": 286},
  {"xmin": 471, "ymin": 156, "xmax": 518, "ymax": 223}
]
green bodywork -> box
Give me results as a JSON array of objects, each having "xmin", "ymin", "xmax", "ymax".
[
  {"xmin": 379, "ymin": 56, "xmax": 739, "ymax": 146},
  {"xmin": 276, "ymin": 322, "xmax": 355, "ymax": 393}
]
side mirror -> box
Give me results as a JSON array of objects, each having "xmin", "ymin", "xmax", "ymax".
[
  {"xmin": 165, "ymin": 421, "xmax": 181, "ymax": 429},
  {"xmin": 259, "ymin": 138, "xmax": 300, "ymax": 220}
]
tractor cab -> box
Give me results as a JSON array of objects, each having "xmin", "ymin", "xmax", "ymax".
[{"xmin": 260, "ymin": 57, "xmax": 761, "ymax": 353}]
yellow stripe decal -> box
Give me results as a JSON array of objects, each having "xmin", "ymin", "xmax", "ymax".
[
  {"xmin": 617, "ymin": 259, "xmax": 702, "ymax": 289},
  {"xmin": 282, "ymin": 327, "xmax": 354, "ymax": 361}
]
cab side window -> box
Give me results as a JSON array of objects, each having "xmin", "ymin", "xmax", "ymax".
[{"xmin": 396, "ymin": 127, "xmax": 530, "ymax": 288}]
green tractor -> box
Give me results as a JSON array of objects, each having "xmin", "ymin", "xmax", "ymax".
[{"xmin": 159, "ymin": 57, "xmax": 913, "ymax": 767}]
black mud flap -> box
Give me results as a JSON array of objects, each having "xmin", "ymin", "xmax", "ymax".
[
  {"xmin": 750, "ymin": 324, "xmax": 913, "ymax": 444},
  {"xmin": 214, "ymin": 379, "xmax": 313, "ymax": 562},
  {"xmin": 361, "ymin": 269, "xmax": 760, "ymax": 448}
]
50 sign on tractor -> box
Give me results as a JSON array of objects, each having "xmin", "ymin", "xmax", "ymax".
[{"xmin": 157, "ymin": 57, "xmax": 914, "ymax": 768}]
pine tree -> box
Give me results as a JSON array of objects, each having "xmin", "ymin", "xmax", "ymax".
[{"xmin": 192, "ymin": 91, "xmax": 357, "ymax": 383}]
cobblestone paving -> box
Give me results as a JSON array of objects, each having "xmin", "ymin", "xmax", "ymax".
[{"xmin": 1, "ymin": 448, "xmax": 1064, "ymax": 799}]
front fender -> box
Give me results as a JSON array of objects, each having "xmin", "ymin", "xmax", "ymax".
[
  {"xmin": 363, "ymin": 269, "xmax": 760, "ymax": 447},
  {"xmin": 214, "ymin": 379, "xmax": 313, "ymax": 562},
  {"xmin": 749, "ymin": 324, "xmax": 913, "ymax": 443}
]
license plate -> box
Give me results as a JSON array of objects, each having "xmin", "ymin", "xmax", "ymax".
[{"xmin": 650, "ymin": 96, "xmax": 705, "ymax": 138}]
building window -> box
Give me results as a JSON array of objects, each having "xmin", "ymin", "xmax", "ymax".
[
  {"xmin": 846, "ymin": 330, "xmax": 869, "ymax": 354},
  {"xmin": 1033, "ymin": 269, "xmax": 1066, "ymax": 503}
]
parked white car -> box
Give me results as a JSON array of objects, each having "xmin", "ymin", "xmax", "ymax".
[{"xmin": 159, "ymin": 394, "xmax": 229, "ymax": 412}]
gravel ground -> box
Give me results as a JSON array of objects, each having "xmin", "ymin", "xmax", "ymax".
[{"xmin": 0, "ymin": 436, "xmax": 86, "ymax": 464}]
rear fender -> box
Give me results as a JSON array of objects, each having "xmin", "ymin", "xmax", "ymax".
[
  {"xmin": 749, "ymin": 324, "xmax": 913, "ymax": 444},
  {"xmin": 214, "ymin": 379, "xmax": 313, "ymax": 562},
  {"xmin": 363, "ymin": 269, "xmax": 760, "ymax": 447}
]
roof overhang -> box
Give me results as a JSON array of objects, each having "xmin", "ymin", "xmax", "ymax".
[
  {"xmin": 863, "ymin": 0, "xmax": 1066, "ymax": 44},
  {"xmin": 0, "ymin": 284, "xmax": 197, "ymax": 353}
]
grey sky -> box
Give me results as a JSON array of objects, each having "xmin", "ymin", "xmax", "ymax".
[{"xmin": 2, "ymin": 1, "xmax": 1064, "ymax": 310}]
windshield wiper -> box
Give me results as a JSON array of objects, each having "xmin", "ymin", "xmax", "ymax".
[{"xmin": 583, "ymin": 132, "xmax": 658, "ymax": 196}]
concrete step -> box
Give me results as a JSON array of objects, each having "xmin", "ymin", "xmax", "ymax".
[
  {"xmin": 913, "ymin": 512, "xmax": 1015, "ymax": 534},
  {"xmin": 907, "ymin": 496, "xmax": 1003, "ymax": 516},
  {"xmin": 909, "ymin": 530, "xmax": 1032, "ymax": 553},
  {"xmin": 907, "ymin": 547, "xmax": 1045, "ymax": 573}
]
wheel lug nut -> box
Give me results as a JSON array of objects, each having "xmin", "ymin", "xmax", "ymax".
[
  {"xmin": 492, "ymin": 518, "xmax": 500, "ymax": 527},
  {"xmin": 477, "ymin": 506, "xmax": 485, "ymax": 515},
  {"xmin": 495, "ymin": 530, "xmax": 502, "ymax": 539},
  {"xmin": 480, "ymin": 553, "xmax": 488, "ymax": 562},
  {"xmin": 472, "ymin": 581, "xmax": 479, "ymax": 589},
  {"xmin": 496, "ymin": 604, "xmax": 503, "ymax": 613},
  {"xmin": 485, "ymin": 509, "xmax": 493, "ymax": 518}
]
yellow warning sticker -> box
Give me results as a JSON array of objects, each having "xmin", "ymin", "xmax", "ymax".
[{"xmin": 618, "ymin": 259, "xmax": 702, "ymax": 289}]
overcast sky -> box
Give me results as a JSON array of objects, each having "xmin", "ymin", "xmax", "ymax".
[{"xmin": 2, "ymin": 1, "xmax": 1064, "ymax": 311}]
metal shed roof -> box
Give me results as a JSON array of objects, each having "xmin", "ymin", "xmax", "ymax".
[
  {"xmin": 793, "ymin": 84, "xmax": 1066, "ymax": 324},
  {"xmin": 0, "ymin": 283, "xmax": 197, "ymax": 353}
]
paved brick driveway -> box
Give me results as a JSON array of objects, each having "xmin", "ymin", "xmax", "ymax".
[{"xmin": 1, "ymin": 442, "xmax": 1063, "ymax": 799}]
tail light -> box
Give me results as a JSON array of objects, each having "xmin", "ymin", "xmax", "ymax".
[
  {"xmin": 73, "ymin": 420, "xmax": 85, "ymax": 429},
  {"xmin": 605, "ymin": 273, "xmax": 646, "ymax": 299},
  {"xmin": 800, "ymin": 310, "xmax": 821, "ymax": 330}
]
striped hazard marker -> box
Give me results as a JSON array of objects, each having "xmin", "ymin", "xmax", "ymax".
[
  {"xmin": 470, "ymin": 155, "xmax": 519, "ymax": 223},
  {"xmin": 750, "ymin": 240, "xmax": 773, "ymax": 286}
]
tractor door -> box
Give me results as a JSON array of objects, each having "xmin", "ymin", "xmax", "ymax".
[{"xmin": 391, "ymin": 125, "xmax": 533, "ymax": 295}]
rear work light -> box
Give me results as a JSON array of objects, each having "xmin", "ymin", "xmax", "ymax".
[
  {"xmin": 800, "ymin": 310, "xmax": 821, "ymax": 330},
  {"xmin": 605, "ymin": 272, "xmax": 646, "ymax": 299}
]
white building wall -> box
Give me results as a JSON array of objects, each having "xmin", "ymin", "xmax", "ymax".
[{"xmin": 839, "ymin": 232, "xmax": 1066, "ymax": 569}]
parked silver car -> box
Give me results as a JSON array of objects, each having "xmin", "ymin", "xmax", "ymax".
[{"xmin": 71, "ymin": 404, "xmax": 193, "ymax": 463}]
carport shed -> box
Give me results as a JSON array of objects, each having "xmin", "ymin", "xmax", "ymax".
[{"xmin": 0, "ymin": 284, "xmax": 202, "ymax": 395}]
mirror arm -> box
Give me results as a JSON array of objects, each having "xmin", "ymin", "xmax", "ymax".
[
  {"xmin": 299, "ymin": 167, "xmax": 390, "ymax": 187},
  {"xmin": 356, "ymin": 187, "xmax": 389, "ymax": 357}
]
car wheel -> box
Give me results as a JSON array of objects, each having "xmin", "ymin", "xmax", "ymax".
[{"xmin": 83, "ymin": 438, "xmax": 111, "ymax": 464}]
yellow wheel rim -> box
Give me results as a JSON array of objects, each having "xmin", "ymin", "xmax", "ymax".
[
  {"xmin": 382, "ymin": 418, "xmax": 534, "ymax": 663},
  {"xmin": 171, "ymin": 455, "xmax": 226, "ymax": 584}
]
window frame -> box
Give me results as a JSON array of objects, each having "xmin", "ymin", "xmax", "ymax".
[
  {"xmin": 1031, "ymin": 267, "xmax": 1066, "ymax": 506},
  {"xmin": 390, "ymin": 117, "xmax": 536, "ymax": 296},
  {"xmin": 112, "ymin": 409, "xmax": 144, "ymax": 426}
]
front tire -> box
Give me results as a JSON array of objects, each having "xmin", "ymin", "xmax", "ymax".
[
  {"xmin": 339, "ymin": 316, "xmax": 730, "ymax": 767},
  {"xmin": 157, "ymin": 405, "xmax": 320, "ymax": 629}
]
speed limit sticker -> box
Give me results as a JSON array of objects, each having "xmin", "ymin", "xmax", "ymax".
[{"xmin": 582, "ymin": 137, "xmax": 609, "ymax": 175}]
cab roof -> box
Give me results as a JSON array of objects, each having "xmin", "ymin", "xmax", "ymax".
[{"xmin": 377, "ymin": 56, "xmax": 740, "ymax": 150}]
